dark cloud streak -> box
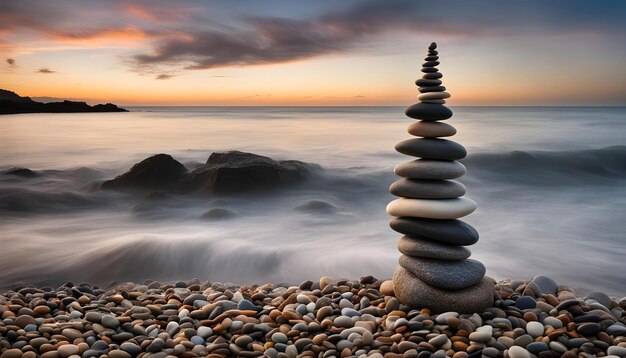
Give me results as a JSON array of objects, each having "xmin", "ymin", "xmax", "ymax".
[
  {"xmin": 131, "ymin": 0, "xmax": 626, "ymax": 71},
  {"xmin": 37, "ymin": 68, "xmax": 55, "ymax": 74}
]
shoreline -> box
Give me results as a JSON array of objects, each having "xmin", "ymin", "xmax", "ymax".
[{"xmin": 1, "ymin": 276, "xmax": 625, "ymax": 358}]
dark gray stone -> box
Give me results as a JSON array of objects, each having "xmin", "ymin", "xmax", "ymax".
[
  {"xmin": 395, "ymin": 138, "xmax": 466, "ymax": 160},
  {"xmin": 516, "ymin": 296, "xmax": 537, "ymax": 310},
  {"xmin": 390, "ymin": 217, "xmax": 478, "ymax": 245},
  {"xmin": 586, "ymin": 291, "xmax": 611, "ymax": 307},
  {"xmin": 399, "ymin": 255, "xmax": 486, "ymax": 290},
  {"xmin": 415, "ymin": 78, "xmax": 442, "ymax": 87},
  {"xmin": 429, "ymin": 42, "xmax": 437, "ymax": 50},
  {"xmin": 530, "ymin": 275, "xmax": 558, "ymax": 295},
  {"xmin": 393, "ymin": 267, "xmax": 494, "ymax": 313},
  {"xmin": 421, "ymin": 67, "xmax": 438, "ymax": 73},
  {"xmin": 422, "ymin": 61, "xmax": 440, "ymax": 67},
  {"xmin": 419, "ymin": 86, "xmax": 446, "ymax": 93},
  {"xmin": 422, "ymin": 72, "xmax": 443, "ymax": 79},
  {"xmin": 405, "ymin": 103, "xmax": 453, "ymax": 121},
  {"xmin": 424, "ymin": 56, "xmax": 439, "ymax": 61},
  {"xmin": 398, "ymin": 236, "xmax": 471, "ymax": 260},
  {"xmin": 389, "ymin": 178, "xmax": 466, "ymax": 199},
  {"xmin": 577, "ymin": 323, "xmax": 601, "ymax": 336},
  {"xmin": 394, "ymin": 159, "xmax": 465, "ymax": 179},
  {"xmin": 526, "ymin": 342, "xmax": 549, "ymax": 355}
]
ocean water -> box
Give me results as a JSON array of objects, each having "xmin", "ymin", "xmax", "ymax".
[{"xmin": 1, "ymin": 106, "xmax": 625, "ymax": 294}]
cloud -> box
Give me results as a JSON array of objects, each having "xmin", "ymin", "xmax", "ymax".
[
  {"xmin": 37, "ymin": 68, "xmax": 55, "ymax": 74},
  {"xmin": 130, "ymin": 0, "xmax": 626, "ymax": 72},
  {"xmin": 6, "ymin": 58, "xmax": 15, "ymax": 65},
  {"xmin": 155, "ymin": 73, "xmax": 173, "ymax": 80}
]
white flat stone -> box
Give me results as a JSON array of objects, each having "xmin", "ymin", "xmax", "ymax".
[
  {"xmin": 386, "ymin": 197, "xmax": 476, "ymax": 219},
  {"xmin": 418, "ymin": 92, "xmax": 451, "ymax": 101}
]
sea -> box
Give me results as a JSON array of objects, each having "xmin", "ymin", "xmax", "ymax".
[{"xmin": 1, "ymin": 106, "xmax": 625, "ymax": 295}]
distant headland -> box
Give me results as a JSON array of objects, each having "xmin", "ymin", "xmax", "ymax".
[{"xmin": 0, "ymin": 89, "xmax": 127, "ymax": 115}]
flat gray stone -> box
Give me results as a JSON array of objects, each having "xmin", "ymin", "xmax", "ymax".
[
  {"xmin": 393, "ymin": 267, "xmax": 494, "ymax": 313},
  {"xmin": 398, "ymin": 236, "xmax": 471, "ymax": 260},
  {"xmin": 405, "ymin": 103, "xmax": 453, "ymax": 121},
  {"xmin": 422, "ymin": 72, "xmax": 443, "ymax": 79},
  {"xmin": 530, "ymin": 275, "xmax": 558, "ymax": 295},
  {"xmin": 389, "ymin": 178, "xmax": 466, "ymax": 199},
  {"xmin": 428, "ymin": 49, "xmax": 438, "ymax": 55},
  {"xmin": 419, "ymin": 86, "xmax": 446, "ymax": 93},
  {"xmin": 407, "ymin": 121, "xmax": 456, "ymax": 137},
  {"xmin": 586, "ymin": 291, "xmax": 611, "ymax": 308},
  {"xmin": 399, "ymin": 255, "xmax": 486, "ymax": 289},
  {"xmin": 389, "ymin": 217, "xmax": 479, "ymax": 245},
  {"xmin": 394, "ymin": 159, "xmax": 465, "ymax": 179},
  {"xmin": 422, "ymin": 61, "xmax": 440, "ymax": 67},
  {"xmin": 421, "ymin": 67, "xmax": 438, "ymax": 73},
  {"xmin": 395, "ymin": 138, "xmax": 466, "ymax": 160},
  {"xmin": 424, "ymin": 56, "xmax": 439, "ymax": 61},
  {"xmin": 421, "ymin": 99, "xmax": 446, "ymax": 104},
  {"xmin": 415, "ymin": 78, "xmax": 442, "ymax": 87}
]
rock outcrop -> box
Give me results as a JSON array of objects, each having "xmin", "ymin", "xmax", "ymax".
[{"xmin": 100, "ymin": 151, "xmax": 312, "ymax": 194}]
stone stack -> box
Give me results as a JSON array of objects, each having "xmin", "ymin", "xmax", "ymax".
[{"xmin": 387, "ymin": 42, "xmax": 494, "ymax": 313}]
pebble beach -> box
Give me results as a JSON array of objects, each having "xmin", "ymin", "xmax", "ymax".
[{"xmin": 1, "ymin": 276, "xmax": 625, "ymax": 358}]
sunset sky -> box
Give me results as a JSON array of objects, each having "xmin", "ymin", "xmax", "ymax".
[{"xmin": 1, "ymin": 0, "xmax": 625, "ymax": 106}]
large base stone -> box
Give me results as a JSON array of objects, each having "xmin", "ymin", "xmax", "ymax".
[{"xmin": 392, "ymin": 266, "xmax": 495, "ymax": 313}]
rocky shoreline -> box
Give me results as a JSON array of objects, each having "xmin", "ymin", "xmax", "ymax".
[{"xmin": 1, "ymin": 277, "xmax": 625, "ymax": 358}]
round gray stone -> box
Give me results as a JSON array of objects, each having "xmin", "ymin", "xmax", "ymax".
[
  {"xmin": 422, "ymin": 72, "xmax": 443, "ymax": 79},
  {"xmin": 429, "ymin": 42, "xmax": 437, "ymax": 50},
  {"xmin": 405, "ymin": 103, "xmax": 453, "ymax": 121},
  {"xmin": 399, "ymin": 255, "xmax": 486, "ymax": 290},
  {"xmin": 390, "ymin": 217, "xmax": 478, "ymax": 245},
  {"xmin": 419, "ymin": 86, "xmax": 446, "ymax": 93},
  {"xmin": 530, "ymin": 275, "xmax": 558, "ymax": 295},
  {"xmin": 394, "ymin": 159, "xmax": 465, "ymax": 179},
  {"xmin": 422, "ymin": 61, "xmax": 440, "ymax": 67},
  {"xmin": 408, "ymin": 121, "xmax": 456, "ymax": 137},
  {"xmin": 428, "ymin": 49, "xmax": 438, "ymax": 55},
  {"xmin": 393, "ymin": 267, "xmax": 494, "ymax": 313},
  {"xmin": 415, "ymin": 78, "xmax": 442, "ymax": 87},
  {"xmin": 395, "ymin": 138, "xmax": 466, "ymax": 160},
  {"xmin": 398, "ymin": 236, "xmax": 471, "ymax": 260},
  {"xmin": 389, "ymin": 178, "xmax": 466, "ymax": 199}
]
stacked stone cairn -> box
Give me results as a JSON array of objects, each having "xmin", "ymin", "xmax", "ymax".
[{"xmin": 386, "ymin": 42, "xmax": 495, "ymax": 313}]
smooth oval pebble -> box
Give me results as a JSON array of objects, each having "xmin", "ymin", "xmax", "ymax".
[
  {"xmin": 398, "ymin": 236, "xmax": 471, "ymax": 260},
  {"xmin": 419, "ymin": 86, "xmax": 446, "ymax": 93},
  {"xmin": 526, "ymin": 321, "xmax": 544, "ymax": 337},
  {"xmin": 398, "ymin": 255, "xmax": 485, "ymax": 290},
  {"xmin": 422, "ymin": 72, "xmax": 443, "ymax": 79},
  {"xmin": 395, "ymin": 138, "xmax": 466, "ymax": 160},
  {"xmin": 405, "ymin": 102, "xmax": 452, "ymax": 121},
  {"xmin": 389, "ymin": 216, "xmax": 478, "ymax": 245},
  {"xmin": 387, "ymin": 198, "xmax": 477, "ymax": 219},
  {"xmin": 408, "ymin": 121, "xmax": 456, "ymax": 138},
  {"xmin": 508, "ymin": 346, "xmax": 532, "ymax": 358},
  {"xmin": 418, "ymin": 92, "xmax": 451, "ymax": 101},
  {"xmin": 394, "ymin": 159, "xmax": 465, "ymax": 179},
  {"xmin": 389, "ymin": 178, "xmax": 466, "ymax": 199}
]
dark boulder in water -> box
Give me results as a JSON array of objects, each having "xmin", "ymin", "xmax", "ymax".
[
  {"xmin": 182, "ymin": 151, "xmax": 311, "ymax": 194},
  {"xmin": 101, "ymin": 151, "xmax": 313, "ymax": 194},
  {"xmin": 2, "ymin": 167, "xmax": 39, "ymax": 178},
  {"xmin": 101, "ymin": 154, "xmax": 187, "ymax": 191}
]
